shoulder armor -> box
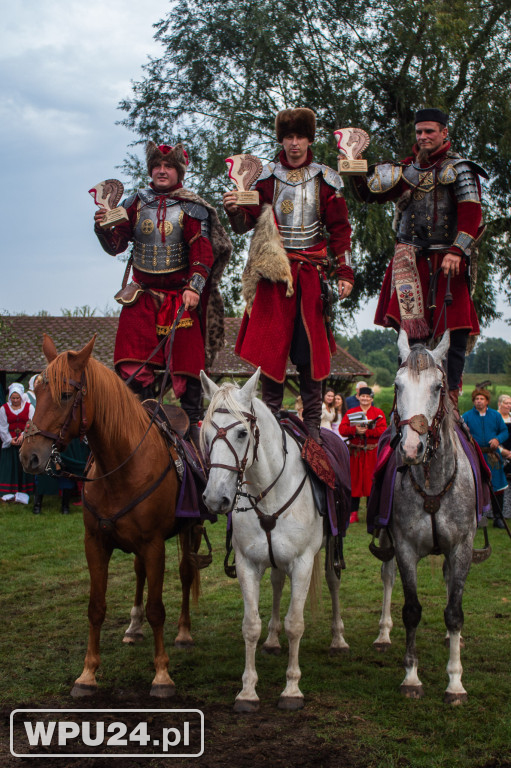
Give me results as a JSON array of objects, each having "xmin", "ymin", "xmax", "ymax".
[
  {"xmin": 180, "ymin": 201, "xmax": 209, "ymax": 221},
  {"xmin": 254, "ymin": 162, "xmax": 276, "ymax": 185},
  {"xmin": 367, "ymin": 163, "xmax": 403, "ymax": 194},
  {"xmin": 320, "ymin": 165, "xmax": 344, "ymax": 191},
  {"xmin": 122, "ymin": 192, "xmax": 139, "ymax": 209},
  {"xmin": 439, "ymin": 158, "xmax": 489, "ymax": 184}
]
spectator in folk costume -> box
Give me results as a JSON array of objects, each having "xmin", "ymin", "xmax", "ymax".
[
  {"xmin": 352, "ymin": 108, "xmax": 487, "ymax": 411},
  {"xmin": 339, "ymin": 387, "xmax": 387, "ymax": 523},
  {"xmin": 0, "ymin": 383, "xmax": 35, "ymax": 504},
  {"xmin": 223, "ymin": 108, "xmax": 353, "ymax": 442},
  {"xmin": 497, "ymin": 394, "xmax": 511, "ymax": 523},
  {"xmin": 94, "ymin": 141, "xmax": 232, "ymax": 446},
  {"xmin": 463, "ymin": 389, "xmax": 508, "ymax": 528},
  {"xmin": 345, "ymin": 381, "xmax": 367, "ymax": 411}
]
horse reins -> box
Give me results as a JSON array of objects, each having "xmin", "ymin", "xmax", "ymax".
[{"xmin": 208, "ymin": 407, "xmax": 308, "ymax": 568}]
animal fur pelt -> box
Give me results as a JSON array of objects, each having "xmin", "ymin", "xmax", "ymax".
[
  {"xmin": 242, "ymin": 203, "xmax": 294, "ymax": 314},
  {"xmin": 170, "ymin": 187, "xmax": 232, "ymax": 369}
]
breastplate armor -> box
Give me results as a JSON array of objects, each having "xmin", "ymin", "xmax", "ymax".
[
  {"xmin": 132, "ymin": 191, "xmax": 188, "ymax": 274},
  {"xmin": 271, "ymin": 163, "xmax": 324, "ymax": 250},
  {"xmin": 397, "ymin": 159, "xmax": 479, "ymax": 250}
]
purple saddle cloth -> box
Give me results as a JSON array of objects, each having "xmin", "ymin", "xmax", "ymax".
[
  {"xmin": 366, "ymin": 424, "xmax": 491, "ymax": 533},
  {"xmin": 279, "ymin": 414, "xmax": 351, "ymax": 536}
]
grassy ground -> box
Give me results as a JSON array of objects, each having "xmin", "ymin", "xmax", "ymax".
[{"xmin": 0, "ymin": 496, "xmax": 510, "ymax": 767}]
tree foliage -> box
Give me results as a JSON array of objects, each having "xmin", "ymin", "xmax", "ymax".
[
  {"xmin": 120, "ymin": 0, "xmax": 511, "ymax": 326},
  {"xmin": 465, "ymin": 336, "xmax": 511, "ymax": 374}
]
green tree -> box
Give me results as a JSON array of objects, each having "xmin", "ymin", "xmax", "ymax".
[
  {"xmin": 465, "ymin": 336, "xmax": 511, "ymax": 374},
  {"xmin": 120, "ymin": 0, "xmax": 511, "ymax": 325}
]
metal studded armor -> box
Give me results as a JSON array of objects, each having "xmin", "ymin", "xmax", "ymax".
[
  {"xmin": 366, "ymin": 154, "xmax": 486, "ymax": 256},
  {"xmin": 123, "ymin": 188, "xmax": 210, "ymax": 274},
  {"xmin": 255, "ymin": 161, "xmax": 344, "ymax": 250}
]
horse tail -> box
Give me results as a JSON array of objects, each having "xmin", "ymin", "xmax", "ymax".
[{"xmin": 307, "ymin": 550, "xmax": 323, "ymax": 621}]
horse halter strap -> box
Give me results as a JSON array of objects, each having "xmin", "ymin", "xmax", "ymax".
[
  {"xmin": 393, "ymin": 361, "xmax": 447, "ymax": 460},
  {"xmin": 24, "ymin": 371, "xmax": 88, "ymax": 452},
  {"xmin": 207, "ymin": 407, "xmax": 259, "ymax": 482}
]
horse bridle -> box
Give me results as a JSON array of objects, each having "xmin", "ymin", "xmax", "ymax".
[
  {"xmin": 207, "ymin": 406, "xmax": 308, "ymax": 568},
  {"xmin": 24, "ymin": 370, "xmax": 88, "ymax": 475},
  {"xmin": 393, "ymin": 361, "xmax": 448, "ymax": 465}
]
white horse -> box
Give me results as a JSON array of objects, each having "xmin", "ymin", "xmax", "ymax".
[
  {"xmin": 373, "ymin": 330, "xmax": 484, "ymax": 703},
  {"xmin": 200, "ymin": 369, "xmax": 348, "ymax": 712}
]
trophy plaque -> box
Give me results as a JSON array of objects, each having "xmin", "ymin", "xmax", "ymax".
[
  {"xmin": 89, "ymin": 179, "xmax": 129, "ymax": 228},
  {"xmin": 225, "ymin": 154, "xmax": 262, "ymax": 204},
  {"xmin": 334, "ymin": 128, "xmax": 370, "ymax": 175}
]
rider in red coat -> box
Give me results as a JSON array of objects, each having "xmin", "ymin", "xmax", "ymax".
[
  {"xmin": 352, "ymin": 108, "xmax": 486, "ymax": 409},
  {"xmin": 223, "ymin": 108, "xmax": 353, "ymax": 440}
]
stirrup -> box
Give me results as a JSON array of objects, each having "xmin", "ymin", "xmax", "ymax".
[
  {"xmin": 472, "ymin": 525, "xmax": 492, "ymax": 564},
  {"xmin": 369, "ymin": 532, "xmax": 395, "ymax": 562},
  {"xmin": 188, "ymin": 525, "xmax": 213, "ymax": 570}
]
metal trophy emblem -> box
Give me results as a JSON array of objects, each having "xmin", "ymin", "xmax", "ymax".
[
  {"xmin": 89, "ymin": 179, "xmax": 129, "ymax": 228},
  {"xmin": 334, "ymin": 128, "xmax": 370, "ymax": 175},
  {"xmin": 225, "ymin": 154, "xmax": 262, "ymax": 205}
]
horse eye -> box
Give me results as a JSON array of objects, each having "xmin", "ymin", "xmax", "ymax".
[
  {"xmin": 61, "ymin": 392, "xmax": 73, "ymax": 401},
  {"xmin": 237, "ymin": 429, "xmax": 248, "ymax": 439}
]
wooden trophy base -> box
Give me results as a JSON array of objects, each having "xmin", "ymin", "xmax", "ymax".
[
  {"xmin": 233, "ymin": 190, "xmax": 260, "ymax": 205},
  {"xmin": 100, "ymin": 206, "xmax": 129, "ymax": 228},
  {"xmin": 337, "ymin": 158, "xmax": 368, "ymax": 176}
]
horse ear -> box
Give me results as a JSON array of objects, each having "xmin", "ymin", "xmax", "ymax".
[
  {"xmin": 68, "ymin": 335, "xmax": 96, "ymax": 370},
  {"xmin": 200, "ymin": 370, "xmax": 220, "ymax": 401},
  {"xmin": 42, "ymin": 334, "xmax": 58, "ymax": 362},
  {"xmin": 397, "ymin": 329, "xmax": 411, "ymax": 364},
  {"xmin": 239, "ymin": 367, "xmax": 261, "ymax": 406},
  {"xmin": 431, "ymin": 330, "xmax": 450, "ymax": 365}
]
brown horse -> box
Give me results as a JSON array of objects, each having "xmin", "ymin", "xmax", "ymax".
[{"xmin": 20, "ymin": 334, "xmax": 202, "ymax": 698}]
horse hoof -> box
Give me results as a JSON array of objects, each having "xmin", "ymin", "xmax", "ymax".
[
  {"xmin": 329, "ymin": 645, "xmax": 350, "ymax": 656},
  {"xmin": 444, "ymin": 691, "xmax": 467, "ymax": 705},
  {"xmin": 234, "ymin": 698, "xmax": 259, "ymax": 713},
  {"xmin": 70, "ymin": 683, "xmax": 97, "ymax": 698},
  {"xmin": 261, "ymin": 645, "xmax": 281, "ymax": 656},
  {"xmin": 174, "ymin": 639, "xmax": 195, "ymax": 649},
  {"xmin": 123, "ymin": 632, "xmax": 143, "ymax": 645},
  {"xmin": 400, "ymin": 684, "xmax": 424, "ymax": 699},
  {"xmin": 278, "ymin": 696, "xmax": 304, "ymax": 711},
  {"xmin": 150, "ymin": 684, "xmax": 176, "ymax": 699},
  {"xmin": 373, "ymin": 641, "xmax": 391, "ymax": 653}
]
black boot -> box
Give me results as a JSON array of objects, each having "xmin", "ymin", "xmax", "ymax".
[
  {"xmin": 61, "ymin": 489, "xmax": 71, "ymax": 515},
  {"xmin": 299, "ymin": 365, "xmax": 322, "ymax": 443},
  {"xmin": 33, "ymin": 494, "xmax": 43, "ymax": 515},
  {"xmin": 261, "ymin": 374, "xmax": 284, "ymax": 415},
  {"xmin": 188, "ymin": 423, "xmax": 202, "ymax": 449}
]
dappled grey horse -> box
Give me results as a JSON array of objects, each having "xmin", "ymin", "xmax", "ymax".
[{"xmin": 374, "ymin": 330, "xmax": 480, "ymax": 704}]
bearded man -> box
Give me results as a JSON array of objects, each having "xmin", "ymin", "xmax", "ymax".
[
  {"xmin": 94, "ymin": 142, "xmax": 231, "ymax": 444},
  {"xmin": 352, "ymin": 108, "xmax": 487, "ymax": 408},
  {"xmin": 223, "ymin": 108, "xmax": 353, "ymax": 441}
]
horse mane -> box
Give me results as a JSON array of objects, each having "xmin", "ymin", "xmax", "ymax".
[
  {"xmin": 405, "ymin": 344, "xmax": 454, "ymax": 430},
  {"xmin": 45, "ymin": 352, "xmax": 150, "ymax": 443},
  {"xmin": 201, "ymin": 382, "xmax": 252, "ymax": 451}
]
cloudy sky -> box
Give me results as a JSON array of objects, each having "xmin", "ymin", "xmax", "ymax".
[{"xmin": 1, "ymin": 1, "xmax": 508, "ymax": 339}]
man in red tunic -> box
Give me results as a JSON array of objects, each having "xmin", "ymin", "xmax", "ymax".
[
  {"xmin": 352, "ymin": 108, "xmax": 487, "ymax": 408},
  {"xmin": 223, "ymin": 108, "xmax": 353, "ymax": 440},
  {"xmin": 94, "ymin": 142, "xmax": 231, "ymax": 443}
]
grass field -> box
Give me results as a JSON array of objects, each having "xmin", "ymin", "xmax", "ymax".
[{"xmin": 0, "ymin": 496, "xmax": 510, "ymax": 767}]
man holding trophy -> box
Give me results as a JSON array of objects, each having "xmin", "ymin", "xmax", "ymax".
[
  {"xmin": 223, "ymin": 108, "xmax": 353, "ymax": 442},
  {"xmin": 350, "ymin": 108, "xmax": 487, "ymax": 409},
  {"xmin": 92, "ymin": 142, "xmax": 231, "ymax": 445}
]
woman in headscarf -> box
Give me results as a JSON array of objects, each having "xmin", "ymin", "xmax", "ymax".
[{"xmin": 0, "ymin": 383, "xmax": 35, "ymax": 504}]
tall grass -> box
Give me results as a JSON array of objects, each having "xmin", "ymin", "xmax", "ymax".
[{"xmin": 0, "ymin": 496, "xmax": 510, "ymax": 767}]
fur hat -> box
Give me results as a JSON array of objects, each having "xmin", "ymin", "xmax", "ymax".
[
  {"xmin": 146, "ymin": 142, "xmax": 189, "ymax": 181},
  {"xmin": 472, "ymin": 388, "xmax": 491, "ymax": 403},
  {"xmin": 275, "ymin": 108, "xmax": 316, "ymax": 143}
]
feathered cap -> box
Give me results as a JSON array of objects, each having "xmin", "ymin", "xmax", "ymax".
[
  {"xmin": 146, "ymin": 142, "xmax": 189, "ymax": 181},
  {"xmin": 275, "ymin": 108, "xmax": 316, "ymax": 143}
]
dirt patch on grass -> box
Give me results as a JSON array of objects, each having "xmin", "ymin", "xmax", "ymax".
[{"xmin": 1, "ymin": 689, "xmax": 363, "ymax": 768}]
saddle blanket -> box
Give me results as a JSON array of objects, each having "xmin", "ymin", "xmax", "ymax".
[{"xmin": 366, "ymin": 424, "xmax": 491, "ymax": 533}]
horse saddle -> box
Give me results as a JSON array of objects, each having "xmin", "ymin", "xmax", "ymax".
[{"xmin": 142, "ymin": 400, "xmax": 190, "ymax": 440}]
